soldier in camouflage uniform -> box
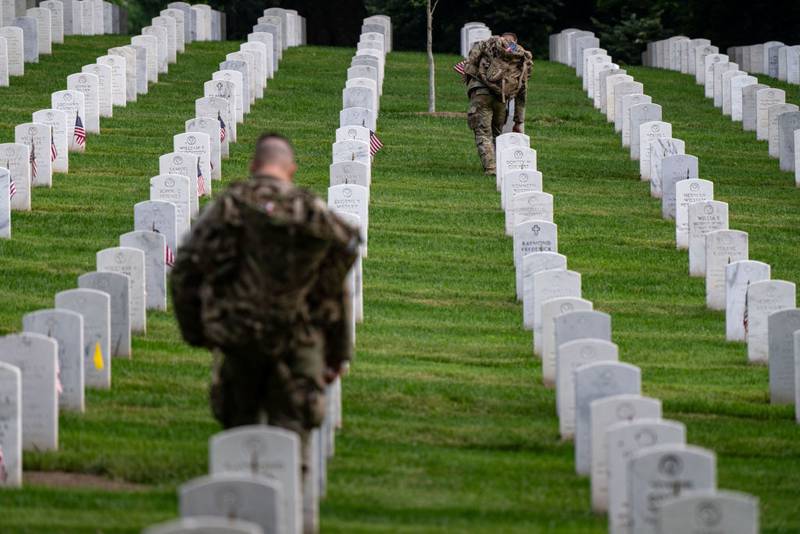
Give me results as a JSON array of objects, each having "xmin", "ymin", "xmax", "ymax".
[
  {"xmin": 464, "ymin": 32, "xmax": 533, "ymax": 175},
  {"xmin": 171, "ymin": 133, "xmax": 360, "ymax": 470}
]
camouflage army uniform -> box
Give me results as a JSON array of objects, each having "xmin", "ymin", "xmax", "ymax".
[
  {"xmin": 171, "ymin": 173, "xmax": 360, "ymax": 465},
  {"xmin": 464, "ymin": 37, "xmax": 533, "ymax": 174}
]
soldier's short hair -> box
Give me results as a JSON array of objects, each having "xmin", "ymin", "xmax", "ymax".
[{"xmin": 253, "ymin": 132, "xmax": 295, "ymax": 166}]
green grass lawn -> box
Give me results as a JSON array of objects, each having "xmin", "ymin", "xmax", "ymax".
[{"xmin": 0, "ymin": 38, "xmax": 798, "ymax": 533}]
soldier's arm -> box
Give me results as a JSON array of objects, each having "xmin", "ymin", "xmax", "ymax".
[
  {"xmin": 170, "ymin": 198, "xmax": 229, "ymax": 348},
  {"xmin": 514, "ymin": 53, "xmax": 534, "ymax": 125},
  {"xmin": 463, "ymin": 40, "xmax": 486, "ymax": 79},
  {"xmin": 306, "ymin": 209, "xmax": 360, "ymax": 375}
]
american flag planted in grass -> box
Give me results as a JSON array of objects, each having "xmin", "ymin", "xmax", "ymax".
[
  {"xmin": 369, "ymin": 130, "xmax": 383, "ymax": 156},
  {"xmin": 74, "ymin": 114, "xmax": 86, "ymax": 146}
]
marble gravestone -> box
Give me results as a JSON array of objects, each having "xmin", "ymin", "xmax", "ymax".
[
  {"xmin": 210, "ymin": 425, "xmax": 303, "ymax": 534},
  {"xmin": 0, "ymin": 27, "xmax": 24, "ymax": 77},
  {"xmin": 589, "ymin": 394, "xmax": 662, "ymax": 513},
  {"xmin": 134, "ymin": 200, "xmax": 178, "ymax": 282},
  {"xmin": 211, "ymin": 71, "xmax": 244, "ymax": 124},
  {"xmin": 649, "ymin": 138, "xmax": 685, "ymax": 198},
  {"xmin": 328, "ymin": 184, "xmax": 369, "ymax": 257},
  {"xmin": 767, "ymin": 309, "xmax": 800, "ymax": 404},
  {"xmin": 621, "ymin": 94, "xmax": 652, "ymax": 148},
  {"xmin": 612, "ymin": 82, "xmax": 643, "ymax": 133},
  {"xmin": 540, "ymin": 297, "xmax": 593, "ymax": 387},
  {"xmin": 130, "ymin": 45, "xmax": 149, "ymax": 95},
  {"xmin": 196, "ymin": 95, "xmax": 235, "ymax": 149},
  {"xmin": 741, "ymin": 83, "xmax": 768, "ymax": 132},
  {"xmin": 41, "ymin": 1, "xmax": 64, "ymax": 45},
  {"xmin": 768, "ymin": 104, "xmax": 798, "ymax": 159},
  {"xmin": 332, "ymin": 140, "xmax": 370, "ymax": 166},
  {"xmin": 0, "ymin": 143, "xmax": 31, "ymax": 211},
  {"xmin": 746, "ymin": 281, "xmax": 796, "ymax": 364},
  {"xmin": 142, "ymin": 25, "xmax": 168, "ymax": 74},
  {"xmin": 82, "ymin": 62, "xmax": 112, "ymax": 118},
  {"xmin": 96, "ymin": 247, "xmax": 146, "ymax": 334},
  {"xmin": 629, "ymin": 103, "xmax": 662, "ymax": 161},
  {"xmin": 638, "ymin": 121, "xmax": 672, "ymax": 181},
  {"xmin": 725, "ymin": 260, "xmax": 771, "ymax": 342},
  {"xmin": 721, "ymin": 70, "xmax": 745, "ymax": 116},
  {"xmin": 219, "ymin": 59, "xmax": 251, "ymax": 111},
  {"xmin": 628, "ymin": 445, "xmax": 717, "ymax": 534},
  {"xmin": 506, "ymin": 191, "xmax": 553, "ymax": 237},
  {"xmin": 66, "ymin": 72, "xmax": 99, "ymax": 134},
  {"xmin": 32, "ymin": 109, "xmax": 68, "ymax": 174},
  {"xmin": 514, "ymin": 220, "xmax": 558, "ymax": 301},
  {"xmin": 150, "ymin": 174, "xmax": 191, "ymax": 240},
  {"xmin": 556, "ymin": 338, "xmax": 617, "ymax": 441},
  {"xmin": 755, "ymin": 89, "xmax": 785, "ymax": 141},
  {"xmin": 185, "ymin": 117, "xmax": 221, "ymax": 180},
  {"xmin": 660, "ymin": 155, "xmax": 699, "ymax": 221},
  {"xmin": 22, "ymin": 308, "xmax": 84, "ymax": 412},
  {"xmin": 730, "ymin": 75, "xmax": 757, "ymax": 122},
  {"xmin": 657, "ymin": 490, "xmax": 759, "ymax": 534},
  {"xmin": 574, "ymin": 361, "xmax": 641, "ymax": 478},
  {"xmin": 55, "ymin": 288, "xmax": 111, "ymax": 390},
  {"xmin": 131, "ymin": 35, "xmax": 158, "ymax": 84},
  {"xmin": 329, "ymin": 161, "xmax": 370, "ymax": 188},
  {"xmin": 778, "ymin": 112, "xmax": 800, "ymax": 172},
  {"xmin": 120, "ymin": 231, "xmax": 167, "ymax": 312},
  {"xmin": 339, "ymin": 106, "xmax": 376, "ymax": 132},
  {"xmin": 180, "ymin": 474, "xmax": 282, "ymax": 534},
  {"xmin": 705, "ymin": 230, "xmax": 749, "ymax": 310},
  {"xmin": 159, "ymin": 152, "xmax": 199, "ymax": 218},
  {"xmin": 14, "ymin": 122, "xmax": 52, "ymax": 188},
  {"xmin": 12, "ymin": 16, "xmax": 38, "ymax": 63},
  {"xmin": 554, "ymin": 309, "xmax": 613, "ymax": 400},
  {"xmin": 606, "ymin": 419, "xmax": 687, "ymax": 534},
  {"xmin": 108, "ymin": 46, "xmax": 137, "ymax": 102},
  {"xmin": 26, "ymin": 7, "xmax": 50, "ymax": 55},
  {"xmin": 0, "ymin": 333, "xmax": 58, "ymax": 451},
  {"xmin": 502, "ymin": 171, "xmax": 543, "ymax": 218},
  {"xmin": 675, "ymin": 179, "xmax": 713, "ymax": 249},
  {"xmin": 97, "ymin": 54, "xmax": 126, "ymax": 108},
  {"xmin": 0, "ymin": 362, "xmax": 22, "ymax": 487},
  {"xmin": 688, "ymin": 200, "xmax": 729, "ymax": 277},
  {"xmin": 51, "ymin": 90, "xmax": 85, "ymax": 153},
  {"xmin": 78, "ymin": 271, "xmax": 130, "ymax": 358},
  {"xmin": 174, "ymin": 133, "xmax": 211, "ymax": 197},
  {"xmin": 522, "ymin": 252, "xmax": 568, "ymax": 330},
  {"xmin": 530, "ymin": 267, "xmax": 581, "ymax": 356}
]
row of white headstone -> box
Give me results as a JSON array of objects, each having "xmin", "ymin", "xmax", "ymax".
[
  {"xmin": 556, "ymin": 29, "xmax": 800, "ymax": 414},
  {"xmin": 536, "ymin": 28, "xmax": 762, "ymax": 534},
  {"xmin": 644, "ymin": 36, "xmax": 800, "ymax": 186},
  {"xmin": 0, "ymin": 5, "xmax": 227, "ymax": 492},
  {"xmin": 0, "ymin": 4, "xmax": 230, "ymax": 239},
  {"xmin": 605, "ymin": 34, "xmax": 800, "ymax": 419},
  {"xmin": 0, "ymin": 0, "xmax": 128, "ymax": 87},
  {"xmin": 142, "ymin": 11, "xmax": 360, "ymax": 534}
]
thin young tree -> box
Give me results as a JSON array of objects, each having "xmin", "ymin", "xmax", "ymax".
[{"xmin": 426, "ymin": 0, "xmax": 440, "ymax": 112}]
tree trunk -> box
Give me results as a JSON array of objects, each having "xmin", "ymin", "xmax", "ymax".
[{"xmin": 426, "ymin": 0, "xmax": 435, "ymax": 113}]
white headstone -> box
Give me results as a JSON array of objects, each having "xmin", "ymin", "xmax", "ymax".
[
  {"xmin": 688, "ymin": 200, "xmax": 729, "ymax": 277},
  {"xmin": 725, "ymin": 260, "xmax": 771, "ymax": 342},
  {"xmin": 120, "ymin": 230, "xmax": 167, "ymax": 312},
  {"xmin": 78, "ymin": 271, "xmax": 130, "ymax": 358},
  {"xmin": 66, "ymin": 71, "xmax": 99, "ymax": 134},
  {"xmin": 14, "ymin": 122, "xmax": 51, "ymax": 188},
  {"xmin": 675, "ymin": 179, "xmax": 713, "ymax": 249},
  {"xmin": 32, "ymin": 109, "xmax": 68, "ymax": 174},
  {"xmin": 54, "ymin": 288, "xmax": 110, "ymax": 390},
  {"xmin": 705, "ymin": 229, "xmax": 749, "ymax": 310},
  {"xmin": 97, "ymin": 247, "xmax": 146, "ymax": 333}
]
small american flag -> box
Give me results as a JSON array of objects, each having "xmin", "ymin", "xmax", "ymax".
[
  {"xmin": 9, "ymin": 179, "xmax": 16, "ymax": 199},
  {"xmin": 218, "ymin": 111, "xmax": 226, "ymax": 143},
  {"xmin": 165, "ymin": 244, "xmax": 175, "ymax": 267},
  {"xmin": 369, "ymin": 130, "xmax": 383, "ymax": 157},
  {"xmin": 743, "ymin": 281, "xmax": 750, "ymax": 335},
  {"xmin": 29, "ymin": 140, "xmax": 37, "ymax": 179},
  {"xmin": 74, "ymin": 114, "xmax": 86, "ymax": 146},
  {"xmin": 51, "ymin": 134, "xmax": 58, "ymax": 162},
  {"xmin": 453, "ymin": 60, "xmax": 467, "ymax": 79},
  {"xmin": 0, "ymin": 445, "xmax": 7, "ymax": 483},
  {"xmin": 197, "ymin": 159, "xmax": 207, "ymax": 196}
]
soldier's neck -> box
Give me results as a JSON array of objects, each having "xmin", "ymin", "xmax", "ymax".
[{"xmin": 252, "ymin": 164, "xmax": 293, "ymax": 183}]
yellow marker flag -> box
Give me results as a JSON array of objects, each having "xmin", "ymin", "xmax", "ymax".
[{"xmin": 93, "ymin": 342, "xmax": 104, "ymax": 370}]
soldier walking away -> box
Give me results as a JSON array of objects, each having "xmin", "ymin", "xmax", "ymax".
[
  {"xmin": 464, "ymin": 32, "xmax": 533, "ymax": 175},
  {"xmin": 171, "ymin": 132, "xmax": 360, "ymax": 475}
]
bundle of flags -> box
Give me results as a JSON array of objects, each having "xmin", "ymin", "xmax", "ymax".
[
  {"xmin": 453, "ymin": 59, "xmax": 467, "ymax": 79},
  {"xmin": 74, "ymin": 114, "xmax": 86, "ymax": 147},
  {"xmin": 369, "ymin": 130, "xmax": 383, "ymax": 157}
]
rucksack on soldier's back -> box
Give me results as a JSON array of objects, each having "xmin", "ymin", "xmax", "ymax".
[{"xmin": 472, "ymin": 37, "xmax": 533, "ymax": 101}]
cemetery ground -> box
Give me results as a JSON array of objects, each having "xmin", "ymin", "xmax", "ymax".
[{"xmin": 0, "ymin": 38, "xmax": 799, "ymax": 533}]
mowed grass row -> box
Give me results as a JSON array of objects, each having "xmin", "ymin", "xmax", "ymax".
[{"xmin": 0, "ymin": 41, "xmax": 798, "ymax": 533}]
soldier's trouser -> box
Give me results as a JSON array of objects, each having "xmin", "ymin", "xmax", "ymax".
[
  {"xmin": 209, "ymin": 344, "xmax": 327, "ymax": 478},
  {"xmin": 467, "ymin": 91, "xmax": 508, "ymax": 172}
]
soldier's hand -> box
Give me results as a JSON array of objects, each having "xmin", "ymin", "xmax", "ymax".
[
  {"xmin": 512, "ymin": 122, "xmax": 524, "ymax": 133},
  {"xmin": 324, "ymin": 367, "xmax": 339, "ymax": 384}
]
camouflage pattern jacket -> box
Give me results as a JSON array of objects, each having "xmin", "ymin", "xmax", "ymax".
[
  {"xmin": 171, "ymin": 174, "xmax": 360, "ymax": 373},
  {"xmin": 465, "ymin": 36, "xmax": 533, "ymax": 124}
]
